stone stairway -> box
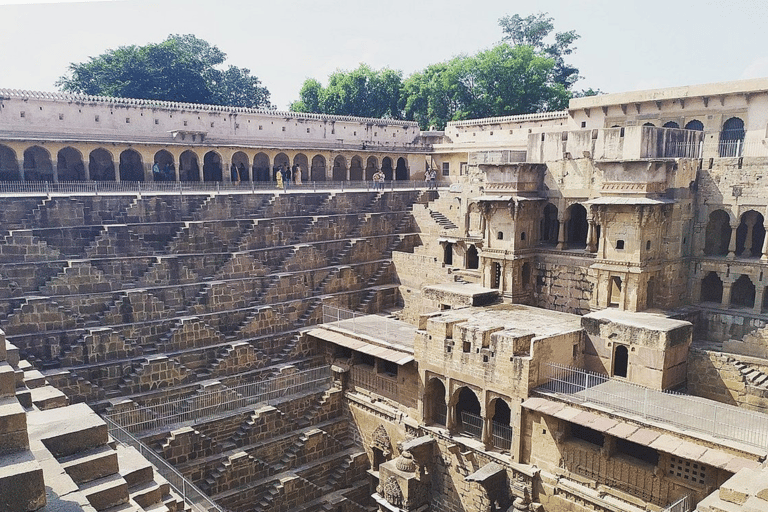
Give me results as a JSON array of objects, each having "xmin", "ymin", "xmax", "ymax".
[
  {"xmin": 429, "ymin": 209, "xmax": 458, "ymax": 230},
  {"xmin": 730, "ymin": 358, "xmax": 768, "ymax": 389}
]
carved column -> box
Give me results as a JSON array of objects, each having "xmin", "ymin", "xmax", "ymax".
[
  {"xmin": 722, "ymin": 279, "xmax": 734, "ymax": 308},
  {"xmin": 556, "ymin": 212, "xmax": 568, "ymax": 250},
  {"xmin": 743, "ymin": 215, "xmax": 757, "ymax": 257},
  {"xmin": 754, "ymin": 285, "xmax": 765, "ymax": 314},
  {"xmin": 481, "ymin": 415, "xmax": 491, "ymax": 449},
  {"xmin": 113, "ymin": 155, "xmax": 121, "ymax": 183},
  {"xmin": 51, "ymin": 161, "xmax": 59, "ymax": 183},
  {"xmin": 727, "ymin": 223, "xmax": 739, "ymax": 260},
  {"xmin": 586, "ymin": 218, "xmax": 596, "ymax": 253}
]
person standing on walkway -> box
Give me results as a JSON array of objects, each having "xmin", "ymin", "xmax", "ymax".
[
  {"xmin": 295, "ymin": 165, "xmax": 303, "ymax": 186},
  {"xmin": 276, "ymin": 165, "xmax": 284, "ymax": 190},
  {"xmin": 230, "ymin": 163, "xmax": 239, "ymax": 184},
  {"xmin": 282, "ymin": 165, "xmax": 291, "ymax": 191},
  {"xmin": 373, "ymin": 169, "xmax": 385, "ymax": 190}
]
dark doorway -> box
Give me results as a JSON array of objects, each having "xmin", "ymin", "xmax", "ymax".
[{"xmin": 613, "ymin": 345, "xmax": 628, "ymax": 378}]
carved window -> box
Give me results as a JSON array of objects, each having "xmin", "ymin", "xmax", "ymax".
[{"xmin": 669, "ymin": 456, "xmax": 706, "ymax": 485}]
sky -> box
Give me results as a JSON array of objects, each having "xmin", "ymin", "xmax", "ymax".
[{"xmin": 1, "ymin": 0, "xmax": 768, "ymax": 111}]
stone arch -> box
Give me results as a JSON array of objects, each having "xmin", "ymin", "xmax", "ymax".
[
  {"xmin": 700, "ymin": 271, "xmax": 723, "ymax": 303},
  {"xmin": 88, "ymin": 148, "xmax": 115, "ymax": 181},
  {"xmin": 311, "ymin": 155, "xmax": 326, "ymax": 181},
  {"xmin": 719, "ymin": 117, "xmax": 745, "ymax": 157},
  {"xmin": 566, "ymin": 203, "xmax": 588, "ymax": 248},
  {"xmin": 466, "ymin": 245, "xmax": 479, "ymax": 270},
  {"xmin": 613, "ymin": 345, "xmax": 629, "ymax": 378},
  {"xmin": 443, "ymin": 243, "xmax": 453, "ymax": 265},
  {"xmin": 180, "ymin": 150, "xmax": 200, "ymax": 181},
  {"xmin": 274, "ymin": 152, "xmax": 290, "ymax": 178},
  {"xmin": 489, "ymin": 397, "xmax": 512, "ymax": 450},
  {"xmin": 704, "ymin": 209, "xmax": 732, "ymax": 256},
  {"xmin": 685, "ymin": 119, "xmax": 704, "ymax": 131},
  {"xmin": 395, "ymin": 157, "xmax": 409, "ymax": 180},
  {"xmin": 253, "ymin": 152, "xmax": 270, "ymax": 181},
  {"xmin": 57, "ymin": 146, "xmax": 85, "ymax": 181},
  {"xmin": 425, "ymin": 377, "xmax": 447, "ymax": 426},
  {"xmin": 0, "ymin": 144, "xmax": 19, "ymax": 181},
  {"xmin": 455, "ymin": 386, "xmax": 481, "ymax": 437},
  {"xmin": 202, "ymin": 151, "xmax": 222, "ymax": 182},
  {"xmin": 540, "ymin": 203, "xmax": 559, "ymax": 245},
  {"xmin": 365, "ymin": 156, "xmax": 378, "ymax": 180},
  {"xmin": 24, "ymin": 145, "xmax": 53, "ymax": 182},
  {"xmin": 350, "ymin": 155, "xmax": 363, "ymax": 181},
  {"xmin": 119, "ymin": 149, "xmax": 144, "ymax": 182},
  {"xmin": 153, "ymin": 150, "xmax": 174, "ymax": 181},
  {"xmin": 371, "ymin": 424, "xmax": 392, "ymax": 471},
  {"xmin": 643, "ymin": 122, "xmax": 655, "ymax": 127},
  {"xmin": 735, "ymin": 210, "xmax": 765, "ymax": 258},
  {"xmin": 382, "ymin": 157, "xmax": 393, "ymax": 180},
  {"xmin": 731, "ymin": 274, "xmax": 756, "ymax": 309},
  {"xmin": 663, "ymin": 121, "xmax": 680, "ymax": 129},
  {"xmin": 293, "ymin": 153, "xmax": 309, "ymax": 182},
  {"xmin": 231, "ymin": 151, "xmax": 249, "ymax": 182},
  {"xmin": 332, "ymin": 155, "xmax": 347, "ymax": 181}
]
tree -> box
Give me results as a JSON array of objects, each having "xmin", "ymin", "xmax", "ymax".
[
  {"xmin": 290, "ymin": 65, "xmax": 403, "ymax": 119},
  {"xmin": 402, "ymin": 45, "xmax": 569, "ymax": 129},
  {"xmin": 57, "ymin": 34, "xmax": 271, "ymax": 108},
  {"xmin": 498, "ymin": 12, "xmax": 580, "ymax": 88}
]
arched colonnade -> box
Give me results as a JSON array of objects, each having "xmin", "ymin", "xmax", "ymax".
[
  {"xmin": 0, "ymin": 142, "xmax": 412, "ymax": 183},
  {"xmin": 423, "ymin": 376, "xmax": 514, "ymax": 451}
]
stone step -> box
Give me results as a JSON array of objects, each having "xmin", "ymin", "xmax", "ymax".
[
  {"xmin": 129, "ymin": 480, "xmax": 164, "ymax": 509},
  {"xmin": 115, "ymin": 445, "xmax": 155, "ymax": 488},
  {"xmin": 79, "ymin": 472, "xmax": 129, "ymax": 511},
  {"xmin": 60, "ymin": 444, "xmax": 119, "ymax": 484}
]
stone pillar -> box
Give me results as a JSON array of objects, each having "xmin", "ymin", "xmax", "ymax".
[
  {"xmin": 727, "ymin": 224, "xmax": 739, "ymax": 260},
  {"xmin": 744, "ymin": 216, "xmax": 756, "ymax": 257},
  {"xmin": 722, "ymin": 279, "xmax": 734, "ymax": 308},
  {"xmin": 760, "ymin": 226, "xmax": 768, "ymax": 261},
  {"xmin": 51, "ymin": 161, "xmax": 59, "ymax": 183},
  {"xmin": 446, "ymin": 403, "xmax": 456, "ymax": 433},
  {"xmin": 556, "ymin": 214, "xmax": 567, "ymax": 250},
  {"xmin": 17, "ymin": 159, "xmax": 25, "ymax": 181},
  {"xmin": 481, "ymin": 415, "xmax": 491, "ymax": 449},
  {"xmin": 754, "ymin": 285, "xmax": 765, "ymax": 314},
  {"xmin": 586, "ymin": 219, "xmax": 596, "ymax": 253},
  {"xmin": 113, "ymin": 156, "xmax": 121, "ymax": 183}
]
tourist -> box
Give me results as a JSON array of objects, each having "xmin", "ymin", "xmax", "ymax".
[
  {"xmin": 295, "ymin": 165, "xmax": 303, "ymax": 186},
  {"xmin": 373, "ymin": 169, "xmax": 385, "ymax": 190},
  {"xmin": 276, "ymin": 165, "xmax": 284, "ymax": 189},
  {"xmin": 283, "ymin": 165, "xmax": 291, "ymax": 191},
  {"xmin": 230, "ymin": 163, "xmax": 239, "ymax": 184},
  {"xmin": 152, "ymin": 161, "xmax": 161, "ymax": 181},
  {"xmin": 429, "ymin": 168, "xmax": 437, "ymax": 190}
]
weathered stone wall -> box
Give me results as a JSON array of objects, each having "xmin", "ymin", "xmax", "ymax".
[
  {"xmin": 687, "ymin": 348, "xmax": 768, "ymax": 413},
  {"xmin": 534, "ymin": 256, "xmax": 594, "ymax": 315}
]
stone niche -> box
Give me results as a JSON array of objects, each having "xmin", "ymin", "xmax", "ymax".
[
  {"xmin": 582, "ymin": 308, "xmax": 692, "ymax": 390},
  {"xmin": 374, "ymin": 436, "xmax": 434, "ymax": 512}
]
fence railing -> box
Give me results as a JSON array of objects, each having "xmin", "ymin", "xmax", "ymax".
[
  {"xmin": 321, "ymin": 304, "xmax": 402, "ymax": 339},
  {"xmin": 537, "ymin": 363, "xmax": 768, "ymax": 449},
  {"xmin": 0, "ymin": 179, "xmax": 444, "ymax": 196},
  {"xmin": 661, "ymin": 140, "xmax": 767, "ymax": 159},
  {"xmin": 662, "ymin": 494, "xmax": 692, "ymax": 512},
  {"xmin": 106, "ymin": 366, "xmax": 331, "ymax": 433},
  {"xmin": 491, "ymin": 421, "xmax": 513, "ymax": 450},
  {"xmin": 103, "ymin": 416, "xmax": 225, "ymax": 512},
  {"xmin": 460, "ymin": 411, "xmax": 483, "ymax": 439},
  {"xmin": 350, "ymin": 365, "xmax": 398, "ymax": 401}
]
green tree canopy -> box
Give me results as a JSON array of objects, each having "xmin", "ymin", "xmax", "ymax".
[
  {"xmin": 291, "ymin": 64, "xmax": 403, "ymax": 119},
  {"xmin": 56, "ymin": 34, "xmax": 271, "ymax": 108},
  {"xmin": 402, "ymin": 44, "xmax": 569, "ymax": 129},
  {"xmin": 498, "ymin": 12, "xmax": 580, "ymax": 88}
]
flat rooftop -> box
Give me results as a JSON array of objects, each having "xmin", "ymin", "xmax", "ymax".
[{"xmin": 432, "ymin": 303, "xmax": 583, "ymax": 338}]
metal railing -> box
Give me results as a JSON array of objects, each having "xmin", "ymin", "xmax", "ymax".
[
  {"xmin": 104, "ymin": 416, "xmax": 225, "ymax": 512},
  {"xmin": 662, "ymin": 495, "xmax": 692, "ymax": 512},
  {"xmin": 0, "ymin": 179, "xmax": 445, "ymax": 196},
  {"xmin": 350, "ymin": 365, "xmax": 398, "ymax": 401},
  {"xmin": 460, "ymin": 411, "xmax": 483, "ymax": 439},
  {"xmin": 537, "ymin": 363, "xmax": 768, "ymax": 449},
  {"xmin": 106, "ymin": 365, "xmax": 331, "ymax": 433},
  {"xmin": 491, "ymin": 421, "xmax": 513, "ymax": 450},
  {"xmin": 662, "ymin": 140, "xmax": 766, "ymax": 159},
  {"xmin": 321, "ymin": 304, "xmax": 402, "ymax": 339}
]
